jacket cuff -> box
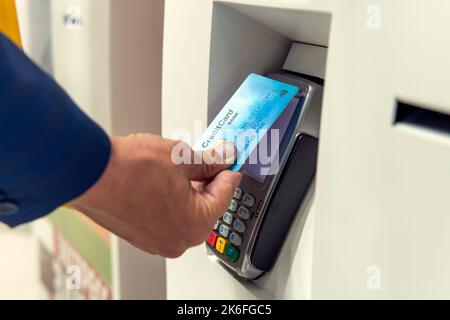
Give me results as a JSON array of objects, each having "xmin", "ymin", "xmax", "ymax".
[{"xmin": 0, "ymin": 33, "xmax": 111, "ymax": 227}]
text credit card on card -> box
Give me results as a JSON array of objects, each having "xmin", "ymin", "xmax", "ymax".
[{"xmin": 194, "ymin": 73, "xmax": 299, "ymax": 171}]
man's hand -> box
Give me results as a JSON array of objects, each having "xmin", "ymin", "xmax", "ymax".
[{"xmin": 70, "ymin": 134, "xmax": 242, "ymax": 258}]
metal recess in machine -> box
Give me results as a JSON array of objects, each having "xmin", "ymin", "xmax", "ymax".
[{"xmin": 206, "ymin": 73, "xmax": 322, "ymax": 280}]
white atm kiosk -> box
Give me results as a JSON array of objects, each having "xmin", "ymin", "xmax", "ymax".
[
  {"xmin": 164, "ymin": 0, "xmax": 331, "ymax": 299},
  {"xmin": 163, "ymin": 0, "xmax": 450, "ymax": 299}
]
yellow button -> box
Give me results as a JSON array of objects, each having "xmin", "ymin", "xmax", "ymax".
[{"xmin": 215, "ymin": 237, "xmax": 227, "ymax": 254}]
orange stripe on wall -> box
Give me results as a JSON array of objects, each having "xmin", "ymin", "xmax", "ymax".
[{"xmin": 0, "ymin": 0, "xmax": 22, "ymax": 47}]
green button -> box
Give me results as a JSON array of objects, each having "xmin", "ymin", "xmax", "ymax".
[{"xmin": 225, "ymin": 243, "xmax": 239, "ymax": 262}]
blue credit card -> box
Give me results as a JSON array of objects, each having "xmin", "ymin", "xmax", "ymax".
[{"xmin": 194, "ymin": 73, "xmax": 298, "ymax": 171}]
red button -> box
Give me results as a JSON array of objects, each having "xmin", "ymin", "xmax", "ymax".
[{"xmin": 207, "ymin": 231, "xmax": 218, "ymax": 246}]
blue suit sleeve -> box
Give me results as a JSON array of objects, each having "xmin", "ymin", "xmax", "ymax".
[{"xmin": 0, "ymin": 33, "xmax": 111, "ymax": 227}]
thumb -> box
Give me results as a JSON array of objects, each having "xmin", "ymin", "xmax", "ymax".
[
  {"xmin": 203, "ymin": 170, "xmax": 242, "ymax": 220},
  {"xmin": 183, "ymin": 141, "xmax": 237, "ymax": 181}
]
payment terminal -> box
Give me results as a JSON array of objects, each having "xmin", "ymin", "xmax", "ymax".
[{"xmin": 206, "ymin": 73, "xmax": 322, "ymax": 280}]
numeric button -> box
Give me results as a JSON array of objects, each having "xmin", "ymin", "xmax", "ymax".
[
  {"xmin": 242, "ymin": 193, "xmax": 256, "ymax": 208},
  {"xmin": 223, "ymin": 212, "xmax": 234, "ymax": 225},
  {"xmin": 230, "ymin": 232, "xmax": 242, "ymax": 247},
  {"xmin": 238, "ymin": 206, "xmax": 251, "ymax": 220},
  {"xmin": 219, "ymin": 224, "xmax": 231, "ymax": 238},
  {"xmin": 233, "ymin": 188, "xmax": 243, "ymax": 200},
  {"xmin": 233, "ymin": 219, "xmax": 246, "ymax": 233},
  {"xmin": 228, "ymin": 199, "xmax": 238, "ymax": 212}
]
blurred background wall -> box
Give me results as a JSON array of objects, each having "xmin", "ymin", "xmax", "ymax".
[{"xmin": 0, "ymin": 0, "xmax": 166, "ymax": 300}]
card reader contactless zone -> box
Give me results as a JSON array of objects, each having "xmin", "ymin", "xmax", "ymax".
[{"xmin": 206, "ymin": 73, "xmax": 323, "ymax": 280}]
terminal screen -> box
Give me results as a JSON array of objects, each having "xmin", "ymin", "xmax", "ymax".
[{"xmin": 242, "ymin": 96, "xmax": 303, "ymax": 183}]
